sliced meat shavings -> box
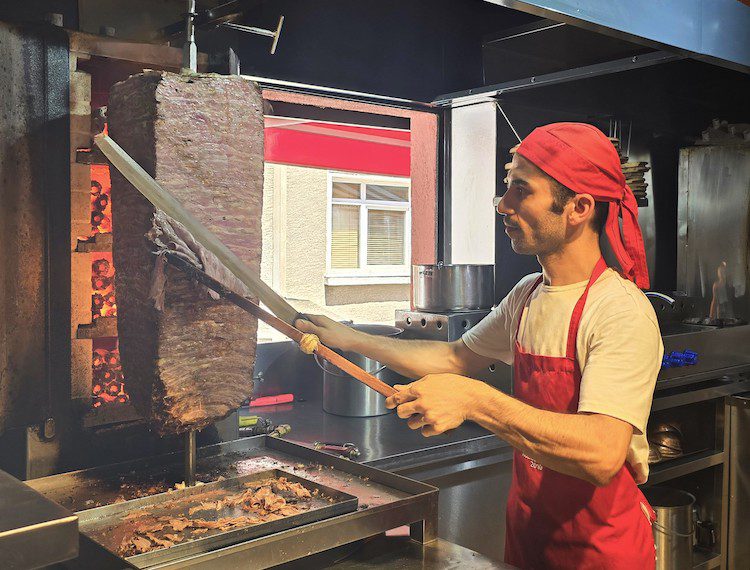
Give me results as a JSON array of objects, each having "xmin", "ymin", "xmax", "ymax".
[
  {"xmin": 112, "ymin": 476, "xmax": 320, "ymax": 557},
  {"xmin": 146, "ymin": 533, "xmax": 174, "ymax": 549},
  {"xmin": 169, "ymin": 517, "xmax": 192, "ymax": 532},
  {"xmin": 131, "ymin": 536, "xmax": 153, "ymax": 554},
  {"xmin": 188, "ymin": 501, "xmax": 218, "ymax": 516}
]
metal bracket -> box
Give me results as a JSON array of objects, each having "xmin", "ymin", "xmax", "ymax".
[
  {"xmin": 433, "ymin": 50, "xmax": 684, "ymax": 107},
  {"xmin": 221, "ymin": 15, "xmax": 285, "ymax": 54}
]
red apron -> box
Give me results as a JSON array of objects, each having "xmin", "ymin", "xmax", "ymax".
[{"xmin": 504, "ymin": 258, "xmax": 656, "ymax": 570}]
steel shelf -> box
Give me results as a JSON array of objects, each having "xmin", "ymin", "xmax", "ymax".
[
  {"xmin": 645, "ymin": 450, "xmax": 724, "ymax": 485},
  {"xmin": 693, "ymin": 547, "xmax": 721, "ymax": 569}
]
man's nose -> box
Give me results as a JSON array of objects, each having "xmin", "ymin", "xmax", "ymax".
[{"xmin": 495, "ymin": 193, "xmax": 512, "ymax": 215}]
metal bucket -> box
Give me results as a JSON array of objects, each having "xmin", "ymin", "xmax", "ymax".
[
  {"xmin": 316, "ymin": 324, "xmax": 404, "ymax": 417},
  {"xmin": 643, "ymin": 486, "xmax": 695, "ymax": 570}
]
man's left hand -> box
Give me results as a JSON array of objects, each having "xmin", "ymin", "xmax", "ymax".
[{"xmin": 385, "ymin": 374, "xmax": 484, "ymax": 437}]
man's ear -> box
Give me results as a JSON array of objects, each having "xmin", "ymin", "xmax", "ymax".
[{"xmin": 569, "ymin": 193, "xmax": 597, "ymax": 227}]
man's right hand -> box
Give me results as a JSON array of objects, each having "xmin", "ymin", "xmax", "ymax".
[{"xmin": 294, "ymin": 314, "xmax": 359, "ymax": 352}]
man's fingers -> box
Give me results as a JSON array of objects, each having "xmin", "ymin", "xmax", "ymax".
[
  {"xmin": 295, "ymin": 319, "xmax": 317, "ymax": 333},
  {"xmin": 407, "ymin": 414, "xmax": 427, "ymax": 430},
  {"xmin": 421, "ymin": 424, "xmax": 441, "ymax": 437},
  {"xmin": 386, "ymin": 387, "xmax": 417, "ymax": 409},
  {"xmin": 396, "ymin": 401, "xmax": 422, "ymax": 419}
]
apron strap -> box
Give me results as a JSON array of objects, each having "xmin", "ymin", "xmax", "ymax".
[
  {"xmin": 514, "ymin": 275, "xmax": 544, "ymax": 341},
  {"xmin": 565, "ymin": 257, "xmax": 608, "ymax": 359}
]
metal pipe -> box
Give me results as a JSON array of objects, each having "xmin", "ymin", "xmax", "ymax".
[
  {"xmin": 645, "ymin": 291, "xmax": 676, "ymax": 307},
  {"xmin": 185, "ymin": 430, "xmax": 196, "ymax": 486}
]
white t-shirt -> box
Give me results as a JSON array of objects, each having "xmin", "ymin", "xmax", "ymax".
[{"xmin": 462, "ymin": 268, "xmax": 663, "ymax": 483}]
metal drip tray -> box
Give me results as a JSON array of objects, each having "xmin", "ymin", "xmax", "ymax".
[
  {"xmin": 28, "ymin": 436, "xmax": 439, "ymax": 569},
  {"xmin": 79, "ymin": 469, "xmax": 359, "ymax": 568}
]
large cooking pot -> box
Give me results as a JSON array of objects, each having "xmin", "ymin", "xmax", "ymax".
[
  {"xmin": 412, "ymin": 262, "xmax": 494, "ymax": 312},
  {"xmin": 316, "ymin": 324, "xmax": 404, "ymax": 417}
]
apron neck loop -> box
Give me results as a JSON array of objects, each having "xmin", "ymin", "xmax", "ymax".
[{"xmin": 565, "ymin": 257, "xmax": 608, "ymax": 359}]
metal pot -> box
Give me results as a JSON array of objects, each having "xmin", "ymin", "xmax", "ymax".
[
  {"xmin": 643, "ymin": 486, "xmax": 695, "ymax": 570},
  {"xmin": 316, "ymin": 324, "xmax": 404, "ymax": 417},
  {"xmin": 412, "ymin": 263, "xmax": 494, "ymax": 312}
]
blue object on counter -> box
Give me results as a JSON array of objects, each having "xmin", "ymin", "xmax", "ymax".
[{"xmin": 661, "ymin": 350, "xmax": 699, "ymax": 369}]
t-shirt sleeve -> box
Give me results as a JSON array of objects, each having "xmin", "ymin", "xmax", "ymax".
[
  {"xmin": 577, "ymin": 309, "xmax": 663, "ymax": 435},
  {"xmin": 461, "ymin": 273, "xmax": 540, "ymax": 365}
]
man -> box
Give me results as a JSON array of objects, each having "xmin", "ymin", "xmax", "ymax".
[{"xmin": 296, "ymin": 123, "xmax": 662, "ymax": 569}]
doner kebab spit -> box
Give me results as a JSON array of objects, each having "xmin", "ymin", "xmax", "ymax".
[{"xmin": 94, "ymin": 133, "xmax": 397, "ymax": 486}]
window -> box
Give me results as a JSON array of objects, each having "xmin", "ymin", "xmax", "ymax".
[{"xmin": 327, "ymin": 173, "xmax": 411, "ymax": 284}]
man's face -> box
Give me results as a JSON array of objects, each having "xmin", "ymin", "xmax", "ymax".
[{"xmin": 496, "ymin": 153, "xmax": 569, "ymax": 256}]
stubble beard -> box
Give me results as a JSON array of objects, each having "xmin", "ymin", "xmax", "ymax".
[{"xmin": 508, "ymin": 214, "xmax": 566, "ymax": 257}]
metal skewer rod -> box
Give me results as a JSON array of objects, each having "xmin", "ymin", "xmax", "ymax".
[{"xmin": 185, "ymin": 429, "xmax": 197, "ymax": 487}]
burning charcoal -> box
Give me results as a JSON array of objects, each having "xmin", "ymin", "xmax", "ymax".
[
  {"xmin": 98, "ymin": 215, "xmax": 112, "ymax": 233},
  {"xmin": 92, "ymin": 349, "xmax": 108, "ymax": 368},
  {"xmin": 92, "ymin": 258, "xmax": 111, "ymax": 276},
  {"xmin": 92, "ymin": 274, "xmax": 113, "ymax": 291},
  {"xmin": 92, "ymin": 293, "xmax": 105, "ymax": 314},
  {"xmin": 94, "ymin": 193, "xmax": 109, "ymax": 210},
  {"xmin": 105, "ymin": 350, "xmax": 120, "ymax": 367},
  {"xmin": 91, "ymin": 210, "xmax": 105, "ymax": 227},
  {"xmin": 94, "ymin": 367, "xmax": 122, "ymax": 385}
]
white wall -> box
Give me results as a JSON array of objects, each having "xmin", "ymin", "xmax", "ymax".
[{"xmin": 450, "ymin": 102, "xmax": 497, "ymax": 264}]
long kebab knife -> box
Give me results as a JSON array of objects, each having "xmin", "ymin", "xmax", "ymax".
[
  {"xmin": 163, "ymin": 252, "xmax": 396, "ymax": 398},
  {"xmin": 94, "ymin": 133, "xmax": 301, "ymax": 326}
]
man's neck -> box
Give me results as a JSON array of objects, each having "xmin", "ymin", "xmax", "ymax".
[{"xmin": 538, "ymin": 240, "xmax": 603, "ymax": 286}]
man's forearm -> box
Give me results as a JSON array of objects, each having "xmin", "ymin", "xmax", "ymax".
[
  {"xmin": 348, "ymin": 334, "xmax": 463, "ymax": 380},
  {"xmin": 468, "ymin": 383, "xmax": 628, "ymax": 486}
]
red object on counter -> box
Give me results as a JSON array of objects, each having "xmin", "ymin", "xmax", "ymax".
[{"xmin": 249, "ymin": 394, "xmax": 294, "ymax": 407}]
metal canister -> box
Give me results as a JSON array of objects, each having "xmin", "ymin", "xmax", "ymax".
[
  {"xmin": 317, "ymin": 324, "xmax": 404, "ymax": 417},
  {"xmin": 643, "ymin": 486, "xmax": 695, "ymax": 570}
]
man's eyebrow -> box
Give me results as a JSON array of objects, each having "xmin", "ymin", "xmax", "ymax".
[{"xmin": 508, "ymin": 176, "xmax": 529, "ymax": 187}]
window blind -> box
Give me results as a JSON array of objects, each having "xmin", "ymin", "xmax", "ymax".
[
  {"xmin": 367, "ymin": 209, "xmax": 405, "ymax": 265},
  {"xmin": 331, "ymin": 204, "xmax": 359, "ymax": 268}
]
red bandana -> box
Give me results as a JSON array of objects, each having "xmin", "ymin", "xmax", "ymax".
[{"xmin": 516, "ymin": 122, "xmax": 650, "ymax": 289}]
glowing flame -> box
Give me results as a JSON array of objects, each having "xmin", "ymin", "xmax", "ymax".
[
  {"xmin": 91, "ymin": 253, "xmax": 117, "ymax": 319},
  {"xmin": 90, "ymin": 164, "xmax": 113, "ymax": 236}
]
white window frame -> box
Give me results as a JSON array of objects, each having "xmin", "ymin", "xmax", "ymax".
[{"xmin": 326, "ymin": 172, "xmax": 411, "ymax": 285}]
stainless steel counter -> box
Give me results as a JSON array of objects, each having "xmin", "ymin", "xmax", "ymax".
[
  {"xmin": 244, "ymin": 397, "xmax": 509, "ymax": 470},
  {"xmin": 276, "ymin": 535, "xmax": 514, "ymax": 569},
  {"xmin": 0, "ymin": 468, "xmax": 79, "ymax": 569}
]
